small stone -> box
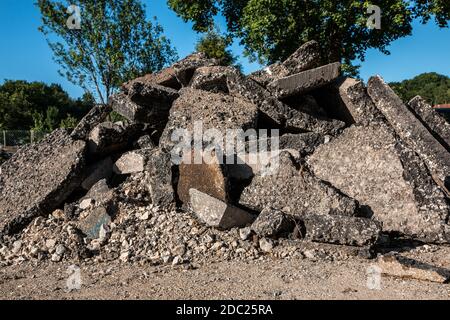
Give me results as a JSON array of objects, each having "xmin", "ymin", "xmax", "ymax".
[
  {"xmin": 51, "ymin": 253, "xmax": 61, "ymax": 262},
  {"xmin": 45, "ymin": 239, "xmax": 56, "ymax": 250},
  {"xmin": 55, "ymin": 244, "xmax": 66, "ymax": 256},
  {"xmin": 11, "ymin": 240, "xmax": 22, "ymax": 254},
  {"xmin": 52, "ymin": 209, "xmax": 65, "ymax": 220},
  {"xmin": 172, "ymin": 256, "xmax": 183, "ymax": 266},
  {"xmin": 119, "ymin": 251, "xmax": 130, "ymax": 263},
  {"xmin": 172, "ymin": 244, "xmax": 186, "ymax": 257},
  {"xmin": 239, "ymin": 227, "xmax": 252, "ymax": 241},
  {"xmin": 259, "ymin": 238, "xmax": 274, "ymax": 253},
  {"xmin": 79, "ymin": 198, "xmax": 94, "ymax": 210}
]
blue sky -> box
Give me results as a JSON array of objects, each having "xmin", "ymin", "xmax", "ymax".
[{"xmin": 0, "ymin": 0, "xmax": 449, "ymax": 99}]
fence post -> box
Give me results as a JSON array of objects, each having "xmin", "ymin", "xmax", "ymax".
[
  {"xmin": 3, "ymin": 130, "xmax": 5, "ymax": 147},
  {"xmin": 30, "ymin": 130, "xmax": 34, "ymax": 144}
]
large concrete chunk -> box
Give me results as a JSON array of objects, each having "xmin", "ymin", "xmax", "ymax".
[
  {"xmin": 122, "ymin": 67, "xmax": 181, "ymax": 92},
  {"xmin": 367, "ymin": 76, "xmax": 450, "ymax": 188},
  {"xmin": 251, "ymin": 207, "xmax": 295, "ymax": 238},
  {"xmin": 227, "ymin": 73, "xmax": 345, "ymax": 134},
  {"xmin": 111, "ymin": 83, "xmax": 178, "ymax": 127},
  {"xmin": 172, "ymin": 52, "xmax": 220, "ymax": 86},
  {"xmin": 189, "ymin": 66, "xmax": 240, "ymax": 93},
  {"xmin": 177, "ymin": 150, "xmax": 230, "ymax": 205},
  {"xmin": 87, "ymin": 122, "xmax": 142, "ymax": 157},
  {"xmin": 159, "ymin": 88, "xmax": 258, "ymax": 151},
  {"xmin": 189, "ymin": 189, "xmax": 255, "ymax": 230},
  {"xmin": 76, "ymin": 206, "xmax": 111, "ymax": 239},
  {"xmin": 408, "ymin": 96, "xmax": 450, "ymax": 152},
  {"xmin": 0, "ymin": 129, "xmax": 86, "ymax": 236},
  {"xmin": 308, "ymin": 123, "xmax": 450, "ymax": 243},
  {"xmin": 113, "ymin": 148, "xmax": 154, "ymax": 175},
  {"xmin": 268, "ymin": 62, "xmax": 341, "ymax": 99},
  {"xmin": 239, "ymin": 151, "xmax": 359, "ymax": 217},
  {"xmin": 145, "ymin": 149, "xmax": 175, "ymax": 207},
  {"xmin": 71, "ymin": 104, "xmax": 110, "ymax": 140},
  {"xmin": 334, "ymin": 77, "xmax": 384, "ymax": 125},
  {"xmin": 300, "ymin": 214, "xmax": 381, "ymax": 247},
  {"xmin": 248, "ymin": 40, "xmax": 321, "ymax": 87},
  {"xmin": 81, "ymin": 157, "xmax": 113, "ymax": 190}
]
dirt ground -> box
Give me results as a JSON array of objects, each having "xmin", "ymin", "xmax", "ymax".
[{"xmin": 1, "ymin": 256, "xmax": 449, "ymax": 300}]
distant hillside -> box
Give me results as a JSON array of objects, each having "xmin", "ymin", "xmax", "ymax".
[{"xmin": 390, "ymin": 73, "xmax": 450, "ymax": 106}]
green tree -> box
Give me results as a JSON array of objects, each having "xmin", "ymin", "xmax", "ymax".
[
  {"xmin": 390, "ymin": 72, "xmax": 450, "ymax": 105},
  {"xmin": 0, "ymin": 80, "xmax": 93, "ymax": 130},
  {"xmin": 37, "ymin": 0, "xmax": 178, "ymax": 104},
  {"xmin": 196, "ymin": 28, "xmax": 238, "ymax": 67},
  {"xmin": 168, "ymin": 0, "xmax": 449, "ymax": 73}
]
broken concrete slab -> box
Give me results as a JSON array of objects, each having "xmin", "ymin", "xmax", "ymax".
[
  {"xmin": 251, "ymin": 207, "xmax": 295, "ymax": 238},
  {"xmin": 282, "ymin": 95, "xmax": 327, "ymax": 118},
  {"xmin": 189, "ymin": 66, "xmax": 240, "ymax": 93},
  {"xmin": 367, "ymin": 76, "xmax": 450, "ymax": 188},
  {"xmin": 377, "ymin": 254, "xmax": 450, "ymax": 283},
  {"xmin": 87, "ymin": 121, "xmax": 142, "ymax": 157},
  {"xmin": 82, "ymin": 179, "xmax": 118, "ymax": 215},
  {"xmin": 0, "ymin": 129, "xmax": 86, "ymax": 237},
  {"xmin": 300, "ymin": 214, "xmax": 381, "ymax": 247},
  {"xmin": 177, "ymin": 150, "xmax": 230, "ymax": 205},
  {"xmin": 76, "ymin": 206, "xmax": 111, "ymax": 239},
  {"xmin": 173, "ymin": 52, "xmax": 220, "ymax": 86},
  {"xmin": 408, "ymin": 96, "xmax": 450, "ymax": 152},
  {"xmin": 159, "ymin": 88, "xmax": 259, "ymax": 152},
  {"xmin": 71, "ymin": 104, "xmax": 111, "ymax": 140},
  {"xmin": 248, "ymin": 40, "xmax": 321, "ymax": 87},
  {"xmin": 134, "ymin": 135, "xmax": 156, "ymax": 149},
  {"xmin": 285, "ymin": 108, "xmax": 346, "ymax": 136},
  {"xmin": 239, "ymin": 151, "xmax": 359, "ymax": 217},
  {"xmin": 189, "ymin": 189, "xmax": 255, "ymax": 230},
  {"xmin": 145, "ymin": 149, "xmax": 175, "ymax": 207},
  {"xmin": 333, "ymin": 77, "xmax": 384, "ymax": 125},
  {"xmin": 308, "ymin": 123, "xmax": 450, "ymax": 243},
  {"xmin": 268, "ymin": 62, "xmax": 341, "ymax": 99},
  {"xmin": 113, "ymin": 148, "xmax": 154, "ymax": 175},
  {"xmin": 81, "ymin": 157, "xmax": 113, "ymax": 190},
  {"xmin": 122, "ymin": 67, "xmax": 181, "ymax": 92}
]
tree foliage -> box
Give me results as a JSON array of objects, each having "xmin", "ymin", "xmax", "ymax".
[
  {"xmin": 195, "ymin": 28, "xmax": 239, "ymax": 67},
  {"xmin": 0, "ymin": 80, "xmax": 94, "ymax": 131},
  {"xmin": 390, "ymin": 72, "xmax": 450, "ymax": 106},
  {"xmin": 37, "ymin": 0, "xmax": 178, "ymax": 104},
  {"xmin": 168, "ymin": 0, "xmax": 449, "ymax": 72}
]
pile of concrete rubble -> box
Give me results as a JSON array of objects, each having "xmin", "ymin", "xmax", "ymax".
[{"xmin": 1, "ymin": 41, "xmax": 449, "ymax": 276}]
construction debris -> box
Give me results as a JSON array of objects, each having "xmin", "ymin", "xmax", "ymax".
[{"xmin": 0, "ymin": 40, "xmax": 449, "ymax": 271}]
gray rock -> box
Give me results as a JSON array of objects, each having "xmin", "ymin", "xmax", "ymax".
[
  {"xmin": 83, "ymin": 179, "xmax": 118, "ymax": 215},
  {"xmin": 408, "ymin": 96, "xmax": 450, "ymax": 152},
  {"xmin": 239, "ymin": 151, "xmax": 359, "ymax": 217},
  {"xmin": 189, "ymin": 66, "xmax": 240, "ymax": 93},
  {"xmin": 113, "ymin": 148, "xmax": 154, "ymax": 174},
  {"xmin": 251, "ymin": 207, "xmax": 295, "ymax": 238},
  {"xmin": 239, "ymin": 227, "xmax": 252, "ymax": 241},
  {"xmin": 0, "ymin": 129, "xmax": 86, "ymax": 237},
  {"xmin": 134, "ymin": 135, "xmax": 156, "ymax": 149},
  {"xmin": 367, "ymin": 76, "xmax": 450, "ymax": 188},
  {"xmin": 268, "ymin": 62, "xmax": 341, "ymax": 99},
  {"xmin": 189, "ymin": 189, "xmax": 255, "ymax": 230},
  {"xmin": 81, "ymin": 157, "xmax": 113, "ymax": 190},
  {"xmin": 259, "ymin": 238, "xmax": 274, "ymax": 253},
  {"xmin": 334, "ymin": 77, "xmax": 384, "ymax": 125},
  {"xmin": 300, "ymin": 214, "xmax": 381, "ymax": 246},
  {"xmin": 87, "ymin": 122, "xmax": 142, "ymax": 157},
  {"xmin": 145, "ymin": 149, "xmax": 175, "ymax": 206},
  {"xmin": 308, "ymin": 123, "xmax": 450, "ymax": 243},
  {"xmin": 77, "ymin": 206, "xmax": 111, "ymax": 239},
  {"xmin": 71, "ymin": 104, "xmax": 110, "ymax": 140},
  {"xmin": 159, "ymin": 88, "xmax": 259, "ymax": 152}
]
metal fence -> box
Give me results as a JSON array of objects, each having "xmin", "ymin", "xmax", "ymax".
[{"xmin": 0, "ymin": 130, "xmax": 50, "ymax": 147}]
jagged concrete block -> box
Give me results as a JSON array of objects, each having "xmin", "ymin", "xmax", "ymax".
[
  {"xmin": 368, "ymin": 76, "xmax": 450, "ymax": 188},
  {"xmin": 71, "ymin": 104, "xmax": 110, "ymax": 140},
  {"xmin": 300, "ymin": 214, "xmax": 381, "ymax": 247},
  {"xmin": 408, "ymin": 96, "xmax": 450, "ymax": 152},
  {"xmin": 76, "ymin": 206, "xmax": 111, "ymax": 239},
  {"xmin": 283, "ymin": 95, "xmax": 328, "ymax": 118},
  {"xmin": 88, "ymin": 122, "xmax": 142, "ymax": 157},
  {"xmin": 334, "ymin": 77, "xmax": 384, "ymax": 125},
  {"xmin": 145, "ymin": 149, "xmax": 175, "ymax": 207},
  {"xmin": 268, "ymin": 62, "xmax": 341, "ymax": 98},
  {"xmin": 251, "ymin": 207, "xmax": 295, "ymax": 238},
  {"xmin": 189, "ymin": 189, "xmax": 255, "ymax": 230},
  {"xmin": 308, "ymin": 123, "xmax": 450, "ymax": 243},
  {"xmin": 172, "ymin": 52, "xmax": 221, "ymax": 87},
  {"xmin": 134, "ymin": 135, "xmax": 156, "ymax": 149},
  {"xmin": 177, "ymin": 150, "xmax": 230, "ymax": 205},
  {"xmin": 378, "ymin": 254, "xmax": 450, "ymax": 283},
  {"xmin": 113, "ymin": 148, "xmax": 154, "ymax": 175},
  {"xmin": 239, "ymin": 151, "xmax": 359, "ymax": 217},
  {"xmin": 189, "ymin": 66, "xmax": 240, "ymax": 93},
  {"xmin": 122, "ymin": 67, "xmax": 181, "ymax": 92},
  {"xmin": 285, "ymin": 108, "xmax": 346, "ymax": 136},
  {"xmin": 159, "ymin": 88, "xmax": 258, "ymax": 152},
  {"xmin": 248, "ymin": 63, "xmax": 289, "ymax": 87},
  {"xmin": 81, "ymin": 157, "xmax": 113, "ymax": 190},
  {"xmin": 0, "ymin": 129, "xmax": 86, "ymax": 236}
]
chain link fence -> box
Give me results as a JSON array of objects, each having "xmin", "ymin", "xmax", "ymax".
[{"xmin": 0, "ymin": 130, "xmax": 50, "ymax": 148}]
